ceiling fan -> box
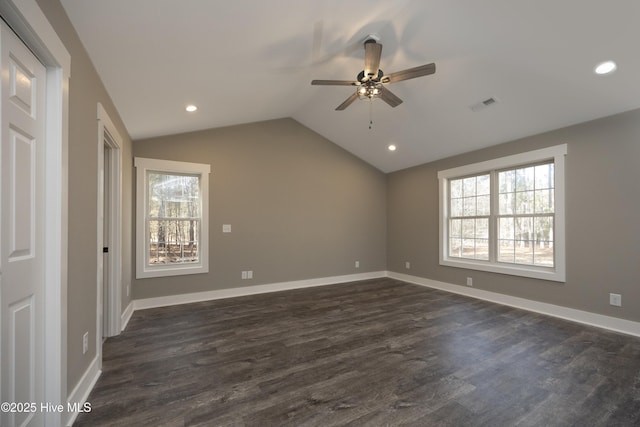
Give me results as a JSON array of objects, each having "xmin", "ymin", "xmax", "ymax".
[{"xmin": 311, "ymin": 36, "xmax": 436, "ymax": 111}]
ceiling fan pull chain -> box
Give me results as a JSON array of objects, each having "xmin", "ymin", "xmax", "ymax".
[{"xmin": 369, "ymin": 100, "xmax": 373, "ymax": 130}]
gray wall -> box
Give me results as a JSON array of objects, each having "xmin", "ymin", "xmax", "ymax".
[
  {"xmin": 35, "ymin": 0, "xmax": 133, "ymax": 394},
  {"xmin": 133, "ymin": 118, "xmax": 387, "ymax": 299},
  {"xmin": 388, "ymin": 108, "xmax": 640, "ymax": 322}
]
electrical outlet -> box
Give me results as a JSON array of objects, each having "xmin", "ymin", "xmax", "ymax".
[
  {"xmin": 609, "ymin": 293, "xmax": 622, "ymax": 307},
  {"xmin": 241, "ymin": 271, "xmax": 247, "ymax": 279},
  {"xmin": 247, "ymin": 270, "xmax": 253, "ymax": 279},
  {"xmin": 466, "ymin": 277, "xmax": 473, "ymax": 287},
  {"xmin": 355, "ymin": 261, "xmax": 359, "ymax": 268},
  {"xmin": 405, "ymin": 261, "xmax": 410, "ymax": 269},
  {"xmin": 222, "ymin": 224, "xmax": 231, "ymax": 233},
  {"xmin": 82, "ymin": 332, "xmax": 89, "ymax": 354}
]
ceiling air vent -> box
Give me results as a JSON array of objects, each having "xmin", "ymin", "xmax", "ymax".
[{"xmin": 470, "ymin": 97, "xmax": 499, "ymax": 112}]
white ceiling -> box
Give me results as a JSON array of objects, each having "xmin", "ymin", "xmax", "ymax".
[{"xmin": 60, "ymin": 0, "xmax": 640, "ymax": 173}]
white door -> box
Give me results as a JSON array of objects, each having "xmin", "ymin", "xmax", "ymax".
[{"xmin": 0, "ymin": 21, "xmax": 47, "ymax": 427}]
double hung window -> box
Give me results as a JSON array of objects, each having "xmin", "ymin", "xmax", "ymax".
[{"xmin": 135, "ymin": 157, "xmax": 210, "ymax": 278}]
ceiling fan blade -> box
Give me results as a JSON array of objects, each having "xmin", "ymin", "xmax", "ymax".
[
  {"xmin": 335, "ymin": 92, "xmax": 359, "ymax": 110},
  {"xmin": 311, "ymin": 80, "xmax": 359, "ymax": 86},
  {"xmin": 363, "ymin": 40, "xmax": 382, "ymax": 80},
  {"xmin": 379, "ymin": 87, "xmax": 403, "ymax": 108},
  {"xmin": 381, "ymin": 63, "xmax": 436, "ymax": 84}
]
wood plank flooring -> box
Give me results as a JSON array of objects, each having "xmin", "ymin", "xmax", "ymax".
[{"xmin": 74, "ymin": 278, "xmax": 640, "ymax": 426}]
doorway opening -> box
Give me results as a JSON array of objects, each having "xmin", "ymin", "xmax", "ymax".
[{"xmin": 98, "ymin": 103, "xmax": 122, "ymax": 345}]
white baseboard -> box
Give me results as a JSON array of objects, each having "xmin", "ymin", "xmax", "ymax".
[
  {"xmin": 120, "ymin": 301, "xmax": 134, "ymax": 331},
  {"xmin": 133, "ymin": 271, "xmax": 387, "ymax": 311},
  {"xmin": 388, "ymin": 271, "xmax": 640, "ymax": 338},
  {"xmin": 65, "ymin": 355, "xmax": 101, "ymax": 426},
  {"xmin": 131, "ymin": 269, "xmax": 639, "ymax": 337}
]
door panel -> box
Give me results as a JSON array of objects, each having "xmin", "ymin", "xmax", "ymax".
[
  {"xmin": 8, "ymin": 128, "xmax": 35, "ymax": 260},
  {"xmin": 1, "ymin": 21, "xmax": 46, "ymax": 427},
  {"xmin": 9, "ymin": 296, "xmax": 34, "ymax": 426},
  {"xmin": 9, "ymin": 55, "xmax": 36, "ymax": 117}
]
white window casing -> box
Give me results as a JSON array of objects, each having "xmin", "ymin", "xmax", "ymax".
[
  {"xmin": 438, "ymin": 144, "xmax": 567, "ymax": 282},
  {"xmin": 135, "ymin": 157, "xmax": 210, "ymax": 279}
]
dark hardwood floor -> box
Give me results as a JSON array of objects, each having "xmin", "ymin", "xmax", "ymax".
[{"xmin": 75, "ymin": 278, "xmax": 640, "ymax": 426}]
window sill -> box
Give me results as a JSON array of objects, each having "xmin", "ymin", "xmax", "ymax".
[
  {"xmin": 136, "ymin": 264, "xmax": 208, "ymax": 279},
  {"xmin": 440, "ymin": 257, "xmax": 565, "ymax": 282}
]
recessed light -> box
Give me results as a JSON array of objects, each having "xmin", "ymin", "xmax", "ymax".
[
  {"xmin": 594, "ymin": 60, "xmax": 617, "ymax": 75},
  {"xmin": 185, "ymin": 105, "xmax": 198, "ymax": 112},
  {"xmin": 388, "ymin": 144, "xmax": 397, "ymax": 151}
]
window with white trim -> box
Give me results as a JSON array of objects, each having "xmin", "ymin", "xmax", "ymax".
[
  {"xmin": 438, "ymin": 145, "xmax": 566, "ymax": 282},
  {"xmin": 135, "ymin": 157, "xmax": 210, "ymax": 278}
]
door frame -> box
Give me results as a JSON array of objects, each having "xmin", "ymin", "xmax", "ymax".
[
  {"xmin": 0, "ymin": 1, "xmax": 70, "ymax": 426},
  {"xmin": 97, "ymin": 102, "xmax": 122, "ymax": 343}
]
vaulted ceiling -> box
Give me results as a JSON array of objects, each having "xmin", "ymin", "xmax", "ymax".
[{"xmin": 60, "ymin": 0, "xmax": 640, "ymax": 172}]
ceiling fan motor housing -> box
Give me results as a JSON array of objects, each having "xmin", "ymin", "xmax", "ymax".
[{"xmin": 358, "ymin": 69, "xmax": 384, "ymax": 83}]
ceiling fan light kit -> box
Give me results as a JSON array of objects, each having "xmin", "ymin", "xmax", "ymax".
[{"xmin": 311, "ymin": 37, "xmax": 436, "ymax": 111}]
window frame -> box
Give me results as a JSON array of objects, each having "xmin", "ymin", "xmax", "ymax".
[
  {"xmin": 438, "ymin": 145, "xmax": 567, "ymax": 282},
  {"xmin": 135, "ymin": 157, "xmax": 210, "ymax": 279}
]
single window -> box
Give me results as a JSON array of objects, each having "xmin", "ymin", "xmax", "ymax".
[
  {"xmin": 438, "ymin": 145, "xmax": 566, "ymax": 282},
  {"xmin": 135, "ymin": 157, "xmax": 210, "ymax": 278}
]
